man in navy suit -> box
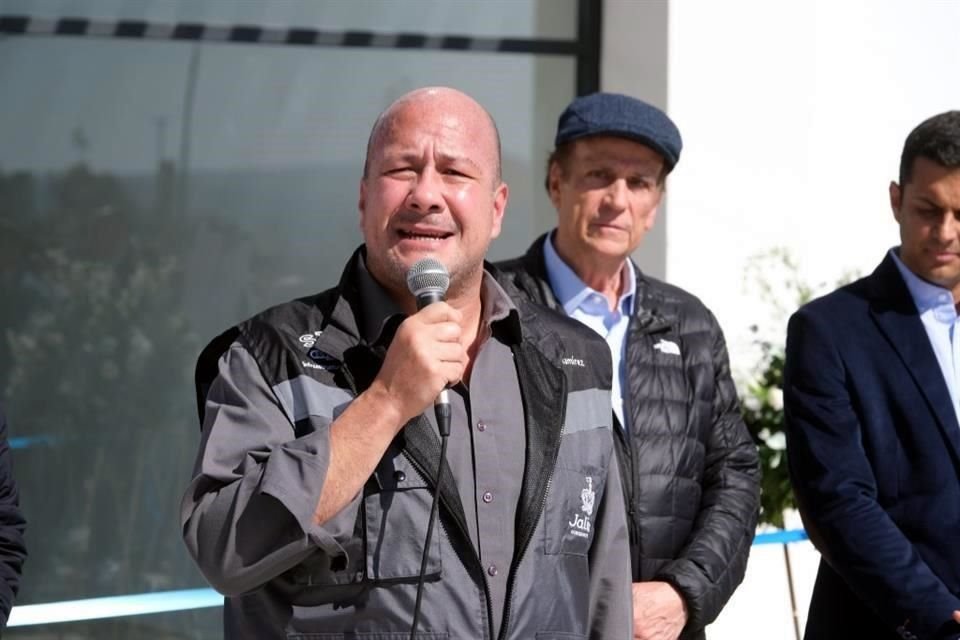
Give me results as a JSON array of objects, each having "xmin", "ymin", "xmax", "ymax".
[{"xmin": 785, "ymin": 110, "xmax": 960, "ymax": 640}]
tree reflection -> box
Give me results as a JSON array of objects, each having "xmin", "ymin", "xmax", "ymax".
[{"xmin": 0, "ymin": 161, "xmax": 202, "ymax": 607}]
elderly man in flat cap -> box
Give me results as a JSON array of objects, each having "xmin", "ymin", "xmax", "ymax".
[{"xmin": 497, "ymin": 92, "xmax": 760, "ymax": 640}]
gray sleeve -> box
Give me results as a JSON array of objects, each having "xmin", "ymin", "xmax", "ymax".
[
  {"xmin": 588, "ymin": 438, "xmax": 634, "ymax": 639},
  {"xmin": 180, "ymin": 342, "xmax": 361, "ymax": 596}
]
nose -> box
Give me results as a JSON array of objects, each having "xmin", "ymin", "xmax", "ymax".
[
  {"xmin": 405, "ymin": 168, "xmax": 444, "ymax": 214},
  {"xmin": 603, "ymin": 178, "xmax": 630, "ymax": 212},
  {"xmin": 933, "ymin": 212, "xmax": 959, "ymax": 244}
]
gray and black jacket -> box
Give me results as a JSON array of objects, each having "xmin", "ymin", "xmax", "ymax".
[
  {"xmin": 181, "ymin": 247, "xmax": 632, "ymax": 639},
  {"xmin": 496, "ymin": 234, "xmax": 761, "ymax": 639}
]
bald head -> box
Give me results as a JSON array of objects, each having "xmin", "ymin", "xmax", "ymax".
[{"xmin": 363, "ymin": 87, "xmax": 502, "ymax": 185}]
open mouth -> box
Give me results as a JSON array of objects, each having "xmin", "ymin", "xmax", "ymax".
[{"xmin": 398, "ymin": 229, "xmax": 454, "ymax": 241}]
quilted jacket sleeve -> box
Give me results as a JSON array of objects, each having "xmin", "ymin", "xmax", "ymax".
[{"xmin": 654, "ymin": 307, "xmax": 761, "ymax": 635}]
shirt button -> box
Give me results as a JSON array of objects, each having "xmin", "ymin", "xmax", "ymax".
[
  {"xmin": 393, "ymin": 470, "xmax": 406, "ymax": 483},
  {"xmin": 477, "ymin": 421, "xmax": 486, "ymax": 432},
  {"xmin": 487, "ymin": 564, "xmax": 498, "ymax": 577},
  {"xmin": 482, "ymin": 491, "xmax": 494, "ymax": 503}
]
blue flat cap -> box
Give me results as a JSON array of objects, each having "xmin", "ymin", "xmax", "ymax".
[{"xmin": 554, "ymin": 92, "xmax": 682, "ymax": 170}]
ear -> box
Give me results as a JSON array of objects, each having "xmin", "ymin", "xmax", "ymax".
[
  {"xmin": 358, "ymin": 179, "xmax": 367, "ymax": 229},
  {"xmin": 889, "ymin": 181, "xmax": 903, "ymax": 223},
  {"xmin": 642, "ymin": 186, "xmax": 665, "ymax": 231},
  {"xmin": 547, "ymin": 162, "xmax": 564, "ymax": 211},
  {"xmin": 489, "ymin": 181, "xmax": 509, "ymax": 239}
]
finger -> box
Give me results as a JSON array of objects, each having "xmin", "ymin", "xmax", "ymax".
[
  {"xmin": 953, "ymin": 610, "xmax": 960, "ymax": 624},
  {"xmin": 423, "ymin": 345, "xmax": 467, "ymax": 370},
  {"xmin": 430, "ymin": 321, "xmax": 462, "ymax": 343},
  {"xmin": 415, "ymin": 301, "xmax": 462, "ymax": 324}
]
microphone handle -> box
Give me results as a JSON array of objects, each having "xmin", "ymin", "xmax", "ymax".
[
  {"xmin": 415, "ymin": 291, "xmax": 444, "ymax": 310},
  {"xmin": 434, "ymin": 394, "xmax": 451, "ymax": 437},
  {"xmin": 413, "ymin": 291, "xmax": 452, "ymax": 436}
]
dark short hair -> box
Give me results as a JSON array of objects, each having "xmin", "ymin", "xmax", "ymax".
[{"xmin": 899, "ymin": 110, "xmax": 960, "ymax": 185}]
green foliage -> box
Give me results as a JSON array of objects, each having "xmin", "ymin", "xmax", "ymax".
[
  {"xmin": 739, "ymin": 249, "xmax": 858, "ymax": 528},
  {"xmin": 741, "ymin": 339, "xmax": 791, "ymax": 528}
]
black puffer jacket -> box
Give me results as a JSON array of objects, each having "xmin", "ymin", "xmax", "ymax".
[{"xmin": 495, "ymin": 235, "xmax": 760, "ymax": 639}]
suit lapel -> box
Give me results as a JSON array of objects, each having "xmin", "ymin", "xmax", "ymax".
[{"xmin": 868, "ymin": 255, "xmax": 960, "ymax": 464}]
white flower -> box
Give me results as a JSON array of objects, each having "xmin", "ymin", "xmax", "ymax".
[
  {"xmin": 743, "ymin": 394, "xmax": 762, "ymax": 412},
  {"xmin": 766, "ymin": 431, "xmax": 786, "ymax": 451},
  {"xmin": 767, "ymin": 387, "xmax": 784, "ymax": 411}
]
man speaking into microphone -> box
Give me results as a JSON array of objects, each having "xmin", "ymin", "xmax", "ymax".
[{"xmin": 181, "ymin": 87, "xmax": 632, "ymax": 639}]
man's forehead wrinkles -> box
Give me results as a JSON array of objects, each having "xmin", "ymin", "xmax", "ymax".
[{"xmin": 578, "ymin": 151, "xmax": 662, "ymax": 172}]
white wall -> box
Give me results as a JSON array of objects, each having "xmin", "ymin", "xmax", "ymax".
[
  {"xmin": 602, "ymin": 1, "xmax": 960, "ymax": 638},
  {"xmin": 665, "ymin": 0, "xmax": 960, "ymax": 375}
]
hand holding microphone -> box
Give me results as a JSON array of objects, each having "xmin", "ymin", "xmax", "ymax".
[
  {"xmin": 403, "ymin": 258, "xmax": 457, "ymax": 638},
  {"xmin": 373, "ymin": 258, "xmax": 464, "ymax": 432}
]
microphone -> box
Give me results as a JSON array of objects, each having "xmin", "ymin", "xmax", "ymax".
[
  {"xmin": 406, "ymin": 257, "xmax": 450, "ymax": 309},
  {"xmin": 405, "ymin": 258, "xmax": 452, "ymax": 437},
  {"xmin": 405, "ymin": 258, "xmax": 452, "ymax": 639}
]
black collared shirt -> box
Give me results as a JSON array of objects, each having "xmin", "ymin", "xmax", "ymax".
[{"xmin": 354, "ymin": 263, "xmax": 525, "ymax": 639}]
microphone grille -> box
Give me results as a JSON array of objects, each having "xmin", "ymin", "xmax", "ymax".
[{"xmin": 406, "ymin": 257, "xmax": 450, "ymax": 298}]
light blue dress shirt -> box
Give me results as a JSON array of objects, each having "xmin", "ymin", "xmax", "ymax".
[
  {"xmin": 543, "ymin": 233, "xmax": 635, "ymax": 431},
  {"xmin": 890, "ymin": 247, "xmax": 960, "ymax": 428}
]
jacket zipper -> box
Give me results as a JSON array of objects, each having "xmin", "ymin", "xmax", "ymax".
[{"xmin": 620, "ymin": 325, "xmax": 640, "ymax": 551}]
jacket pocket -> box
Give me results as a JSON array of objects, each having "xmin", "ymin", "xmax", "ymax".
[
  {"xmin": 543, "ymin": 464, "xmax": 606, "ymax": 556},
  {"xmin": 364, "ymin": 456, "xmax": 442, "ymax": 581}
]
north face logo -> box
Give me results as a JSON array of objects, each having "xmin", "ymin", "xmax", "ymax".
[{"xmin": 653, "ymin": 339, "xmax": 680, "ymax": 356}]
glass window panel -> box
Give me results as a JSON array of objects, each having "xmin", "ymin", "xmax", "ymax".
[
  {"xmin": 0, "ymin": 0, "xmax": 578, "ymax": 39},
  {"xmin": 0, "ymin": 33, "xmax": 574, "ymax": 639}
]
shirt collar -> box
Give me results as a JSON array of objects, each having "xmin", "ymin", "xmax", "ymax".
[
  {"xmin": 354, "ymin": 251, "xmax": 521, "ymax": 346},
  {"xmin": 355, "ymin": 253, "xmax": 406, "ymax": 346},
  {"xmin": 480, "ymin": 271, "xmax": 523, "ymax": 345},
  {"xmin": 889, "ymin": 247, "xmax": 957, "ymax": 322},
  {"xmin": 542, "ymin": 231, "xmax": 635, "ymax": 316}
]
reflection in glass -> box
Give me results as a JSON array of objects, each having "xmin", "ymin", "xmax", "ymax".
[{"xmin": 0, "ymin": 29, "xmax": 574, "ymax": 640}]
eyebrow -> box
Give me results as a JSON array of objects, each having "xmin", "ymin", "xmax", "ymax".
[
  {"xmin": 380, "ymin": 149, "xmax": 484, "ymax": 173},
  {"xmin": 580, "ymin": 153, "xmax": 660, "ymax": 172},
  {"xmin": 437, "ymin": 152, "xmax": 482, "ymax": 173},
  {"xmin": 913, "ymin": 195, "xmax": 944, "ymax": 208}
]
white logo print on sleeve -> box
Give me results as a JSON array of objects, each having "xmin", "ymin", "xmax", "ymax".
[
  {"xmin": 298, "ymin": 330, "xmax": 339, "ymax": 371},
  {"xmin": 568, "ymin": 476, "xmax": 595, "ymax": 538}
]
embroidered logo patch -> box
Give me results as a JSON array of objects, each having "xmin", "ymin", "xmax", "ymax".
[
  {"xmin": 298, "ymin": 331, "xmax": 338, "ymax": 371},
  {"xmin": 568, "ymin": 476, "xmax": 595, "ymax": 538},
  {"xmin": 303, "ymin": 349, "xmax": 339, "ymax": 371},
  {"xmin": 298, "ymin": 331, "xmax": 323, "ymax": 348},
  {"xmin": 653, "ymin": 338, "xmax": 681, "ymax": 356}
]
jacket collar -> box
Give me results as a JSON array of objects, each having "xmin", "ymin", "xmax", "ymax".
[
  {"xmin": 519, "ymin": 232, "xmax": 672, "ymax": 334},
  {"xmin": 329, "ymin": 246, "xmax": 523, "ymax": 347}
]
